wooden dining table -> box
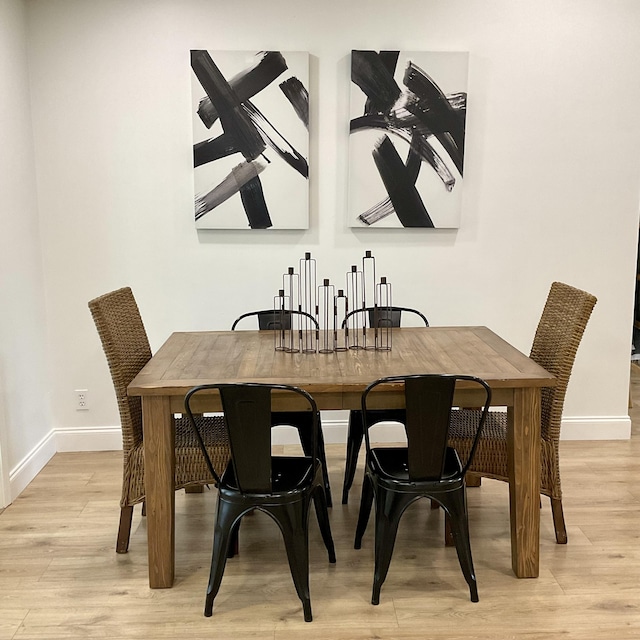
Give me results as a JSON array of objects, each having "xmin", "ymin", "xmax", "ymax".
[{"xmin": 128, "ymin": 326, "xmax": 555, "ymax": 588}]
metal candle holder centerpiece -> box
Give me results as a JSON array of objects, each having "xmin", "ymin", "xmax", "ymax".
[
  {"xmin": 346, "ymin": 265, "xmax": 364, "ymax": 350},
  {"xmin": 299, "ymin": 252, "xmax": 317, "ymax": 353},
  {"xmin": 334, "ymin": 288, "xmax": 348, "ymax": 351},
  {"xmin": 272, "ymin": 251, "xmax": 393, "ymax": 353},
  {"xmin": 375, "ymin": 276, "xmax": 392, "ymax": 351},
  {"xmin": 317, "ymin": 279, "xmax": 334, "ymax": 353},
  {"xmin": 362, "ymin": 250, "xmax": 376, "ymax": 350}
]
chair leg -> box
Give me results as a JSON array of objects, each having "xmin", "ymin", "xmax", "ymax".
[
  {"xmin": 354, "ymin": 473, "xmax": 374, "ymax": 549},
  {"xmin": 273, "ymin": 502, "xmax": 313, "ymax": 622},
  {"xmin": 342, "ymin": 411, "xmax": 364, "ymax": 504},
  {"xmin": 289, "ymin": 412, "xmax": 333, "ymax": 508},
  {"xmin": 205, "ymin": 502, "xmax": 241, "ymax": 617},
  {"xmin": 227, "ymin": 520, "xmax": 240, "ymax": 558},
  {"xmin": 466, "ymin": 473, "xmax": 482, "ymax": 487},
  {"xmin": 312, "ymin": 485, "xmax": 337, "ymax": 563},
  {"xmin": 116, "ymin": 505, "xmax": 134, "ymax": 554},
  {"xmin": 185, "ymin": 485, "xmax": 204, "ymax": 494},
  {"xmin": 444, "ymin": 511, "xmax": 455, "ymax": 547},
  {"xmin": 315, "ymin": 420, "xmax": 333, "ymax": 507},
  {"xmin": 371, "ymin": 488, "xmax": 409, "ymax": 605},
  {"xmin": 551, "ymin": 497, "xmax": 568, "ymax": 544},
  {"xmin": 440, "ymin": 489, "xmax": 478, "ymax": 602}
]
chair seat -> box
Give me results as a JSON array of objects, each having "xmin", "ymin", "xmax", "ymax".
[
  {"xmin": 121, "ymin": 414, "xmax": 229, "ymax": 507},
  {"xmin": 221, "ymin": 456, "xmax": 315, "ymax": 495},
  {"xmin": 370, "ymin": 446, "xmax": 463, "ymax": 484},
  {"xmin": 449, "ymin": 408, "xmax": 559, "ymax": 500},
  {"xmin": 448, "ymin": 409, "xmax": 509, "ymax": 479}
]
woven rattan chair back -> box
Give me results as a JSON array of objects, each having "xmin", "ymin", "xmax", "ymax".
[
  {"xmin": 530, "ymin": 281, "xmax": 597, "ymax": 444},
  {"xmin": 88, "ymin": 287, "xmax": 149, "ymax": 454}
]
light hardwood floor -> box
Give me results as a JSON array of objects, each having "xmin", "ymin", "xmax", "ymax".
[{"xmin": 3, "ymin": 378, "xmax": 640, "ymax": 639}]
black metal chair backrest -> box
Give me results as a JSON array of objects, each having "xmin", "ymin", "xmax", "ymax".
[
  {"xmin": 361, "ymin": 374, "xmax": 491, "ymax": 480},
  {"xmin": 231, "ymin": 309, "xmax": 319, "ymax": 331},
  {"xmin": 184, "ymin": 383, "xmax": 319, "ymax": 494},
  {"xmin": 341, "ymin": 306, "xmax": 429, "ymax": 329}
]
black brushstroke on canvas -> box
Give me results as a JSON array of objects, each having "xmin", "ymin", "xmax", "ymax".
[
  {"xmin": 242, "ymin": 100, "xmax": 308, "ymax": 178},
  {"xmin": 350, "ymin": 50, "xmax": 466, "ymax": 228},
  {"xmin": 279, "ymin": 77, "xmax": 309, "ymax": 128},
  {"xmin": 196, "ymin": 51, "xmax": 288, "ymax": 129},
  {"xmin": 350, "ymin": 113, "xmax": 456, "ymax": 189},
  {"xmin": 191, "ymin": 50, "xmax": 265, "ymax": 162},
  {"xmin": 372, "ymin": 135, "xmax": 434, "ymax": 228},
  {"xmin": 191, "ymin": 50, "xmax": 309, "ymax": 228},
  {"xmin": 351, "ymin": 50, "xmax": 401, "ymax": 116},
  {"xmin": 364, "ymin": 51, "xmax": 399, "ymax": 115},
  {"xmin": 358, "ymin": 138, "xmax": 423, "ymax": 225},
  {"xmin": 403, "ymin": 62, "xmax": 465, "ymax": 175},
  {"xmin": 193, "ymin": 132, "xmax": 239, "ymax": 167},
  {"xmin": 195, "ymin": 159, "xmax": 268, "ymax": 221},
  {"xmin": 239, "ymin": 175, "xmax": 272, "ymax": 229}
]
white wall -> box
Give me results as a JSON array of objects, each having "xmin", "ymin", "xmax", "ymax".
[
  {"xmin": 21, "ymin": 0, "xmax": 640, "ymax": 458},
  {"xmin": 0, "ymin": 0, "xmax": 54, "ymax": 503}
]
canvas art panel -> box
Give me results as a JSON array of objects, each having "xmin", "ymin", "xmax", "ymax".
[
  {"xmin": 191, "ymin": 50, "xmax": 309, "ymax": 229},
  {"xmin": 348, "ymin": 51, "xmax": 469, "ymax": 229}
]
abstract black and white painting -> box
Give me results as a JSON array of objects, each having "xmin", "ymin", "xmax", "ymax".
[
  {"xmin": 348, "ymin": 51, "xmax": 468, "ymax": 228},
  {"xmin": 191, "ymin": 50, "xmax": 309, "ymax": 229}
]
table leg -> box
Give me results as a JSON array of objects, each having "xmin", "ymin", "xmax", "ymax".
[
  {"xmin": 142, "ymin": 395, "xmax": 175, "ymax": 588},
  {"xmin": 507, "ymin": 387, "xmax": 541, "ymax": 578}
]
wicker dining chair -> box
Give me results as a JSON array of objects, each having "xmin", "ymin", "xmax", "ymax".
[
  {"xmin": 89, "ymin": 287, "xmax": 231, "ymax": 553},
  {"xmin": 448, "ymin": 281, "xmax": 597, "ymax": 544}
]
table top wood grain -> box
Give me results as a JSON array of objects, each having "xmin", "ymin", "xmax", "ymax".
[{"xmin": 129, "ymin": 326, "xmax": 555, "ymax": 404}]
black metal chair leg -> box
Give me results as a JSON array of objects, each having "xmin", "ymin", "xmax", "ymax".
[
  {"xmin": 440, "ymin": 489, "xmax": 478, "ymax": 602},
  {"xmin": 312, "ymin": 484, "xmax": 337, "ymax": 562},
  {"xmin": 205, "ymin": 502, "xmax": 243, "ymax": 617},
  {"xmin": 354, "ymin": 473, "xmax": 374, "ymax": 549},
  {"xmin": 371, "ymin": 488, "xmax": 409, "ymax": 605},
  {"xmin": 342, "ymin": 411, "xmax": 364, "ymax": 504},
  {"xmin": 274, "ymin": 410, "xmax": 333, "ymax": 507},
  {"xmin": 274, "ymin": 502, "xmax": 313, "ymax": 622}
]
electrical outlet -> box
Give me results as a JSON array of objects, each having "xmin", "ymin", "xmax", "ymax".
[{"xmin": 75, "ymin": 389, "xmax": 89, "ymax": 411}]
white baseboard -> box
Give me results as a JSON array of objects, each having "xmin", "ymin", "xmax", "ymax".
[
  {"xmin": 9, "ymin": 429, "xmax": 57, "ymax": 501},
  {"xmin": 560, "ymin": 415, "xmax": 631, "ymax": 440},
  {"xmin": 55, "ymin": 426, "xmax": 123, "ymax": 452},
  {"xmin": 6, "ymin": 413, "xmax": 631, "ymax": 504},
  {"xmin": 50, "ymin": 414, "xmax": 633, "ymax": 454}
]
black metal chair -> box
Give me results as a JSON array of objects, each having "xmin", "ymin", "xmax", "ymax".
[
  {"xmin": 232, "ymin": 309, "xmax": 332, "ymax": 506},
  {"xmin": 185, "ymin": 383, "xmax": 336, "ymax": 623},
  {"xmin": 231, "ymin": 308, "xmax": 319, "ymax": 331},
  {"xmin": 342, "ymin": 306, "xmax": 429, "ymax": 330},
  {"xmin": 354, "ymin": 374, "xmax": 491, "ymax": 604},
  {"xmin": 341, "ymin": 306, "xmax": 429, "ymax": 504}
]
